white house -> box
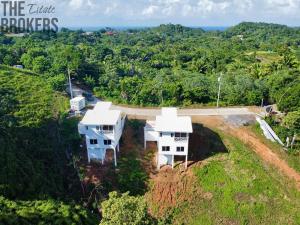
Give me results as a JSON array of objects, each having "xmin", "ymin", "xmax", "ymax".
[
  {"xmin": 70, "ymin": 96, "xmax": 86, "ymax": 112},
  {"xmin": 144, "ymin": 108, "xmax": 193, "ymax": 169},
  {"xmin": 78, "ymin": 102, "xmax": 125, "ymax": 166}
]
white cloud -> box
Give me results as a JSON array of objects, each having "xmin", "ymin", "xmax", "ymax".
[
  {"xmin": 48, "ymin": 0, "xmax": 300, "ymax": 26},
  {"xmin": 265, "ymin": 0, "xmax": 300, "ymax": 14},
  {"xmin": 142, "ymin": 5, "xmax": 159, "ymax": 16},
  {"xmin": 69, "ymin": 0, "xmax": 84, "ymax": 10}
]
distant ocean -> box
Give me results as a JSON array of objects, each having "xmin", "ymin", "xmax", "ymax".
[{"xmin": 63, "ymin": 26, "xmax": 229, "ymax": 32}]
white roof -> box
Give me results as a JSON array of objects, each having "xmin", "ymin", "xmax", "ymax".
[
  {"xmin": 70, "ymin": 96, "xmax": 85, "ymax": 102},
  {"xmin": 155, "ymin": 108, "xmax": 193, "ymax": 133},
  {"xmin": 80, "ymin": 102, "xmax": 121, "ymax": 125}
]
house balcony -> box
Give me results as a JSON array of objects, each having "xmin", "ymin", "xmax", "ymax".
[
  {"xmin": 174, "ymin": 137, "xmax": 188, "ymax": 142},
  {"xmin": 102, "ymin": 130, "xmax": 114, "ymax": 134}
]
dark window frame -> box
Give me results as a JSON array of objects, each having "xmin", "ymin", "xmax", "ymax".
[
  {"xmin": 176, "ymin": 146, "xmax": 184, "ymax": 152},
  {"xmin": 90, "ymin": 139, "xmax": 98, "ymax": 145},
  {"xmin": 103, "ymin": 125, "xmax": 114, "ymax": 131},
  {"xmin": 162, "ymin": 146, "xmax": 170, "ymax": 152},
  {"xmin": 175, "ymin": 133, "xmax": 187, "ymax": 138},
  {"xmin": 104, "ymin": 139, "xmax": 112, "ymax": 145}
]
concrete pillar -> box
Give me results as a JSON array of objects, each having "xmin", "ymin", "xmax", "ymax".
[
  {"xmin": 101, "ymin": 150, "xmax": 105, "ymax": 164},
  {"xmin": 185, "ymin": 155, "xmax": 188, "ymax": 169},
  {"xmin": 114, "ymin": 148, "xmax": 117, "ymax": 167},
  {"xmin": 172, "ymin": 155, "xmax": 174, "ymax": 169},
  {"xmin": 87, "ymin": 150, "xmax": 90, "ymax": 163}
]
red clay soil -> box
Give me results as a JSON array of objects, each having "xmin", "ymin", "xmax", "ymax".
[
  {"xmin": 146, "ymin": 167, "xmax": 207, "ymax": 216},
  {"xmin": 78, "ymin": 152, "xmax": 115, "ymax": 186},
  {"xmin": 233, "ymin": 127, "xmax": 300, "ymax": 190},
  {"xmin": 193, "ymin": 116, "xmax": 300, "ymax": 190}
]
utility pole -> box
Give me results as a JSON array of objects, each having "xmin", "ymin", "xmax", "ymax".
[
  {"xmin": 217, "ymin": 73, "xmax": 222, "ymax": 108},
  {"xmin": 68, "ymin": 66, "xmax": 73, "ymax": 99}
]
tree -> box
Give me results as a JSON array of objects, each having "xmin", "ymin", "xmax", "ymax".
[
  {"xmin": 32, "ymin": 56, "xmax": 50, "ymax": 74},
  {"xmin": 283, "ymin": 111, "xmax": 300, "ymax": 132},
  {"xmin": 47, "ymin": 74, "xmax": 66, "ymax": 91},
  {"xmin": 277, "ymin": 82, "xmax": 300, "ymax": 112},
  {"xmin": 100, "ymin": 192, "xmax": 154, "ymax": 225},
  {"xmin": 0, "ymin": 196, "xmax": 97, "ymax": 225},
  {"xmin": 20, "ymin": 48, "xmax": 46, "ymax": 70},
  {"xmin": 279, "ymin": 53, "xmax": 298, "ymax": 69}
]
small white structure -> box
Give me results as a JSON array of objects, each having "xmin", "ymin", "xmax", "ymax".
[
  {"xmin": 13, "ymin": 65, "xmax": 24, "ymax": 69},
  {"xmin": 78, "ymin": 102, "xmax": 125, "ymax": 166},
  {"xmin": 70, "ymin": 96, "xmax": 86, "ymax": 112},
  {"xmin": 144, "ymin": 108, "xmax": 193, "ymax": 169}
]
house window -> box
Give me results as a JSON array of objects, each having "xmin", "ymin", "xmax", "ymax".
[
  {"xmin": 85, "ymin": 126, "xmax": 88, "ymax": 130},
  {"xmin": 96, "ymin": 126, "xmax": 100, "ymax": 130},
  {"xmin": 176, "ymin": 147, "xmax": 184, "ymax": 152},
  {"xmin": 104, "ymin": 140, "xmax": 112, "ymax": 145},
  {"xmin": 90, "ymin": 139, "xmax": 98, "ymax": 145},
  {"xmin": 175, "ymin": 133, "xmax": 187, "ymax": 137},
  {"xmin": 171, "ymin": 133, "xmax": 174, "ymax": 137},
  {"xmin": 162, "ymin": 146, "xmax": 170, "ymax": 152},
  {"xmin": 103, "ymin": 125, "xmax": 113, "ymax": 131},
  {"xmin": 160, "ymin": 132, "xmax": 162, "ymax": 137}
]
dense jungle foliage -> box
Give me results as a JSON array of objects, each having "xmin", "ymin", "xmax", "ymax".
[
  {"xmin": 0, "ymin": 22, "xmax": 299, "ymax": 111},
  {"xmin": 0, "ymin": 22, "xmax": 300, "ymax": 224},
  {"xmin": 0, "ymin": 65, "xmax": 97, "ymax": 224}
]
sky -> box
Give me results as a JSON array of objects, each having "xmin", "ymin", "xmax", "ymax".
[{"xmin": 2, "ymin": 0, "xmax": 300, "ymax": 27}]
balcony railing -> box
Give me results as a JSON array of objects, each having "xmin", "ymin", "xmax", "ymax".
[
  {"xmin": 97, "ymin": 130, "xmax": 113, "ymax": 134},
  {"xmin": 102, "ymin": 130, "xmax": 113, "ymax": 134},
  {"xmin": 174, "ymin": 137, "xmax": 188, "ymax": 142}
]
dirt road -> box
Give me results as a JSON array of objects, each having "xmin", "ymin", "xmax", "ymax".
[
  {"xmin": 237, "ymin": 128, "xmax": 300, "ymax": 189},
  {"xmin": 193, "ymin": 116, "xmax": 300, "ymax": 190}
]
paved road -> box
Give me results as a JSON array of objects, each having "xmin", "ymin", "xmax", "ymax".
[
  {"xmin": 70, "ymin": 83, "xmax": 261, "ymax": 118},
  {"xmin": 112, "ymin": 105, "xmax": 255, "ymax": 117}
]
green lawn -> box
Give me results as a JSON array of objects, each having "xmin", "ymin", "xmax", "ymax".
[
  {"xmin": 246, "ymin": 51, "xmax": 281, "ymax": 64},
  {"xmin": 171, "ymin": 131, "xmax": 300, "ymax": 225}
]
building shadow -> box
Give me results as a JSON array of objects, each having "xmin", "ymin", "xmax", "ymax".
[{"xmin": 189, "ymin": 123, "xmax": 228, "ymax": 164}]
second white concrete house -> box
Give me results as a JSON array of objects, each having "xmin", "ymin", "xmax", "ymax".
[
  {"xmin": 78, "ymin": 102, "xmax": 125, "ymax": 166},
  {"xmin": 144, "ymin": 108, "xmax": 193, "ymax": 169}
]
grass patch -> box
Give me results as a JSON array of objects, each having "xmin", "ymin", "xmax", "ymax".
[
  {"xmin": 246, "ymin": 51, "xmax": 281, "ymax": 64},
  {"xmin": 251, "ymin": 124, "xmax": 300, "ymax": 173},
  {"xmin": 172, "ymin": 130, "xmax": 300, "ymax": 225}
]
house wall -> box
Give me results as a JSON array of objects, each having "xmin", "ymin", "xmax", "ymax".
[
  {"xmin": 78, "ymin": 115, "xmax": 124, "ymax": 162},
  {"xmin": 158, "ymin": 154, "xmax": 173, "ymax": 166},
  {"xmin": 87, "ymin": 148, "xmax": 106, "ymax": 161},
  {"xmin": 144, "ymin": 129, "xmax": 159, "ymax": 142},
  {"xmin": 157, "ymin": 132, "xmax": 189, "ymax": 156}
]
